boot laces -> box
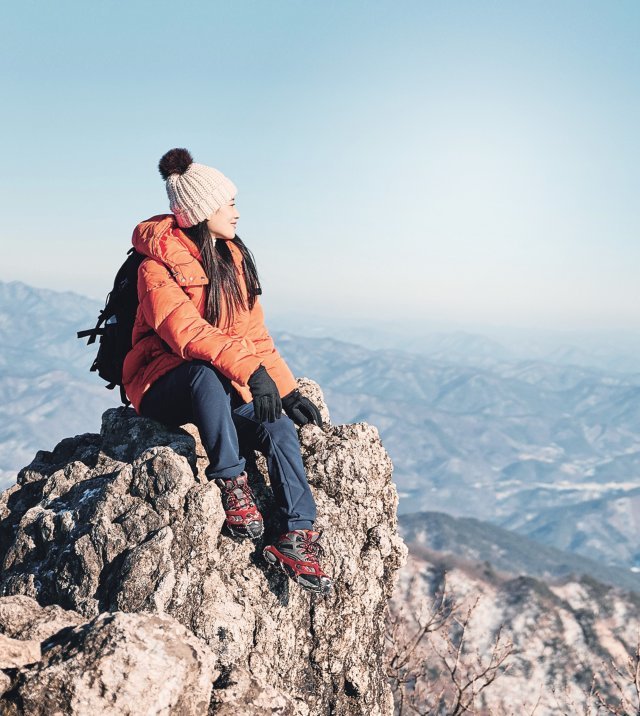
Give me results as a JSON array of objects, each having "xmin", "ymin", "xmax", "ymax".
[
  {"xmin": 300, "ymin": 532, "xmax": 323, "ymax": 563},
  {"xmin": 224, "ymin": 480, "xmax": 254, "ymax": 511}
]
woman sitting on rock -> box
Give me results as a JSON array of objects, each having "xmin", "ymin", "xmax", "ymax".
[{"xmin": 122, "ymin": 148, "xmax": 332, "ymax": 596}]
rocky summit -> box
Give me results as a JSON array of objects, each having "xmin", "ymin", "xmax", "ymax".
[{"xmin": 0, "ymin": 379, "xmax": 407, "ymax": 715}]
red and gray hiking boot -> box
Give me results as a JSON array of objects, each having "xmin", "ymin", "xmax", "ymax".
[
  {"xmin": 263, "ymin": 529, "xmax": 333, "ymax": 595},
  {"xmin": 214, "ymin": 472, "xmax": 264, "ymax": 539}
]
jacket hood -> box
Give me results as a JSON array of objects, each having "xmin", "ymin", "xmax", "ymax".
[{"xmin": 131, "ymin": 214, "xmax": 210, "ymax": 286}]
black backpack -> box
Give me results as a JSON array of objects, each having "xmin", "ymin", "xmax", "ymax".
[{"xmin": 77, "ymin": 247, "xmax": 147, "ymax": 406}]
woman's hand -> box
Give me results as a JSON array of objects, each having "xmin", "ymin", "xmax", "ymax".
[
  {"xmin": 282, "ymin": 389, "xmax": 323, "ymax": 427},
  {"xmin": 247, "ymin": 365, "xmax": 282, "ymax": 423}
]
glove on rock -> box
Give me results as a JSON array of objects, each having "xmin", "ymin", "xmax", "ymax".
[{"xmin": 282, "ymin": 389, "xmax": 323, "ymax": 427}]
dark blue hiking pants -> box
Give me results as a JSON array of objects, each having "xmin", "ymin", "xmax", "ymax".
[{"xmin": 139, "ymin": 359, "xmax": 316, "ymax": 532}]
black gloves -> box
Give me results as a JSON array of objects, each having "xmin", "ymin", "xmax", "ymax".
[
  {"xmin": 248, "ymin": 366, "xmax": 323, "ymax": 427},
  {"xmin": 247, "ymin": 365, "xmax": 282, "ymax": 423},
  {"xmin": 282, "ymin": 389, "xmax": 323, "ymax": 427}
]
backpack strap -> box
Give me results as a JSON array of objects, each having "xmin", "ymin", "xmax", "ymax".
[
  {"xmin": 102, "ymin": 380, "xmax": 130, "ymax": 407},
  {"xmin": 77, "ymin": 326, "xmax": 104, "ymax": 341},
  {"xmin": 119, "ymin": 385, "xmax": 131, "ymax": 407},
  {"xmin": 77, "ymin": 312, "xmax": 106, "ymax": 345}
]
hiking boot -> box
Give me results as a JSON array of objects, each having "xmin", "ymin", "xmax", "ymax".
[
  {"xmin": 214, "ymin": 472, "xmax": 264, "ymax": 539},
  {"xmin": 263, "ymin": 529, "xmax": 333, "ymax": 595}
]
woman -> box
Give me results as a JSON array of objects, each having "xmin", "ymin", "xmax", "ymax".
[{"xmin": 122, "ymin": 148, "xmax": 332, "ymax": 596}]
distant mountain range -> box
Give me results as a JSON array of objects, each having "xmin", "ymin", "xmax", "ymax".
[
  {"xmin": 0, "ymin": 281, "xmax": 117, "ymax": 487},
  {"xmin": 271, "ymin": 311, "xmax": 640, "ymax": 375},
  {"xmin": 277, "ymin": 332, "xmax": 640, "ymax": 571},
  {"xmin": 1, "ymin": 279, "xmax": 639, "ymax": 575},
  {"xmin": 399, "ymin": 511, "xmax": 640, "ymax": 593}
]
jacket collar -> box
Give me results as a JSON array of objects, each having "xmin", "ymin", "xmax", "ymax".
[{"xmin": 131, "ymin": 214, "xmax": 210, "ymax": 285}]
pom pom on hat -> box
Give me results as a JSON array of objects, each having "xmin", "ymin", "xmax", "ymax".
[
  {"xmin": 158, "ymin": 148, "xmax": 193, "ymax": 180},
  {"xmin": 159, "ymin": 147, "xmax": 238, "ymax": 228}
]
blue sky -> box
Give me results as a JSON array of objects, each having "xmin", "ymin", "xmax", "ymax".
[{"xmin": 2, "ymin": 1, "xmax": 639, "ymax": 332}]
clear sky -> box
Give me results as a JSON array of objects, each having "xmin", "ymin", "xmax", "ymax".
[{"xmin": 2, "ymin": 1, "xmax": 639, "ymax": 332}]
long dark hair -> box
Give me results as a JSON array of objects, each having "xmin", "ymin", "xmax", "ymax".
[{"xmin": 183, "ymin": 220, "xmax": 262, "ymax": 329}]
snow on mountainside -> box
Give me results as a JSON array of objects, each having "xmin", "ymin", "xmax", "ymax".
[
  {"xmin": 2, "ymin": 280, "xmax": 640, "ymax": 577},
  {"xmin": 392, "ymin": 539, "xmax": 640, "ymax": 715}
]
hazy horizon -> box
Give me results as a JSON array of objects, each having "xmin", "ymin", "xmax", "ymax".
[{"xmin": 6, "ymin": 278, "xmax": 640, "ymax": 376}]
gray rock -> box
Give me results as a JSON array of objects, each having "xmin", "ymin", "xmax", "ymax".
[
  {"xmin": 0, "ymin": 595, "xmax": 83, "ymax": 641},
  {"xmin": 4, "ymin": 610, "xmax": 218, "ymax": 715},
  {"xmin": 0, "ymin": 595, "xmax": 84, "ymax": 702},
  {"xmin": 211, "ymin": 667, "xmax": 297, "ymax": 715},
  {"xmin": 0, "ymin": 671, "xmax": 11, "ymax": 698},
  {"xmin": 0, "ymin": 633, "xmax": 40, "ymax": 669},
  {"xmin": 0, "ymin": 380, "xmax": 406, "ymax": 714}
]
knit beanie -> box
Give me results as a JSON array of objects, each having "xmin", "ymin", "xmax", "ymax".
[{"xmin": 158, "ymin": 148, "xmax": 238, "ymax": 228}]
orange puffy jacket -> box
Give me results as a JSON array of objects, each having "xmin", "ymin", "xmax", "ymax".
[{"xmin": 122, "ymin": 214, "xmax": 298, "ymax": 415}]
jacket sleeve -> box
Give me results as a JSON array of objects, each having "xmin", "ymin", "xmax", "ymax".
[
  {"xmin": 138, "ymin": 259, "xmax": 263, "ymax": 386},
  {"xmin": 247, "ymin": 298, "xmax": 298, "ymax": 398}
]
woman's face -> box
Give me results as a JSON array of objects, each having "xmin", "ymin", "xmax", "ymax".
[{"xmin": 206, "ymin": 197, "xmax": 239, "ymax": 240}]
